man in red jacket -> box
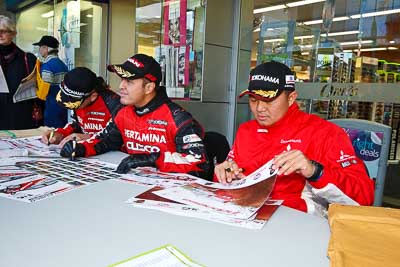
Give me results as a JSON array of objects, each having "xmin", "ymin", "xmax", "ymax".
[
  {"xmin": 41, "ymin": 67, "xmax": 121, "ymax": 147},
  {"xmin": 215, "ymin": 61, "xmax": 374, "ymax": 217},
  {"xmin": 60, "ymin": 54, "xmax": 208, "ymax": 177}
]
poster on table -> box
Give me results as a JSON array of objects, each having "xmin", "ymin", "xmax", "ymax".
[
  {"xmin": 118, "ymin": 166, "xmax": 201, "ymax": 187},
  {"xmin": 0, "ymin": 158, "xmax": 123, "ymax": 203},
  {"xmin": 127, "ymin": 186, "xmax": 282, "ymax": 229},
  {"xmin": 0, "ymin": 136, "xmax": 60, "ymax": 157},
  {"xmin": 153, "ymin": 159, "xmax": 278, "ymax": 220}
]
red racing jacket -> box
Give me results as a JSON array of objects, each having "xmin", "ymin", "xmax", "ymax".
[
  {"xmin": 56, "ymin": 89, "xmax": 121, "ymax": 137},
  {"xmin": 224, "ymin": 103, "xmax": 374, "ymax": 216},
  {"xmin": 81, "ymin": 88, "xmax": 208, "ymax": 177}
]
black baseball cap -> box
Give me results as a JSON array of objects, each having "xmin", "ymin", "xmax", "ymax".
[
  {"xmin": 56, "ymin": 67, "xmax": 97, "ymax": 109},
  {"xmin": 239, "ymin": 61, "xmax": 295, "ymax": 101},
  {"xmin": 107, "ymin": 54, "xmax": 162, "ymax": 84},
  {"xmin": 33, "ymin": 35, "xmax": 59, "ymax": 49}
]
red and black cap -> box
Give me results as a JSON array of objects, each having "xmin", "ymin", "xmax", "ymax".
[
  {"xmin": 107, "ymin": 54, "xmax": 162, "ymax": 84},
  {"xmin": 239, "ymin": 61, "xmax": 296, "ymax": 101}
]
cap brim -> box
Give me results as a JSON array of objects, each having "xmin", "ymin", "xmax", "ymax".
[
  {"xmin": 32, "ymin": 42, "xmax": 41, "ymax": 46},
  {"xmin": 239, "ymin": 89, "xmax": 283, "ymax": 102},
  {"xmin": 107, "ymin": 64, "xmax": 139, "ymax": 79}
]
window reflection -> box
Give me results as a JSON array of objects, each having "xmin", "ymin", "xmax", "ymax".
[{"xmin": 136, "ymin": 0, "xmax": 205, "ymax": 101}]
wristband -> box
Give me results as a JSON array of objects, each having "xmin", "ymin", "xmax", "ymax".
[{"xmin": 307, "ymin": 160, "xmax": 324, "ymax": 182}]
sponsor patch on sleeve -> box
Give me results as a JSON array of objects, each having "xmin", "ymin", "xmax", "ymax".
[
  {"xmin": 183, "ymin": 134, "xmax": 202, "ymax": 143},
  {"xmin": 341, "ymin": 159, "xmax": 358, "ymax": 168}
]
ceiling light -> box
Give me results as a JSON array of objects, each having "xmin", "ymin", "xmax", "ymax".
[
  {"xmin": 295, "ymin": 35, "xmax": 314, "ymax": 39},
  {"xmin": 86, "ymin": 14, "xmax": 93, "ymax": 18},
  {"xmin": 327, "ymin": 30, "xmax": 359, "ymax": 36},
  {"xmin": 254, "ymin": 5, "xmax": 286, "ymax": 14},
  {"xmin": 303, "ymin": 19, "xmax": 323, "ymax": 25},
  {"xmin": 264, "ymin": 38, "xmax": 285, "ymax": 43},
  {"xmin": 41, "ymin": 11, "xmax": 54, "ymax": 18},
  {"xmin": 333, "ymin": 16, "xmax": 350, "ymax": 22},
  {"xmin": 301, "ymin": 16, "xmax": 350, "ymax": 25},
  {"xmin": 389, "ymin": 40, "xmax": 395, "ymax": 44},
  {"xmin": 287, "ymin": 0, "xmax": 325, "ymax": 8},
  {"xmin": 343, "ymin": 50, "xmax": 352, "ymax": 52},
  {"xmin": 301, "ymin": 52, "xmax": 310, "ymax": 55},
  {"xmin": 253, "ymin": 0, "xmax": 325, "ymax": 14},
  {"xmin": 340, "ymin": 40, "xmax": 373, "ymax": 46},
  {"xmin": 355, "ymin": 47, "xmax": 387, "ymax": 52},
  {"xmin": 388, "ymin": 47, "xmax": 398, "ymax": 50},
  {"xmin": 350, "ymin": 8, "xmax": 400, "ymax": 19}
]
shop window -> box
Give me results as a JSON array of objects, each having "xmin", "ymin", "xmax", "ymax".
[
  {"xmin": 252, "ymin": 0, "xmax": 400, "ymax": 160},
  {"xmin": 16, "ymin": 0, "xmax": 108, "ymax": 75},
  {"xmin": 136, "ymin": 0, "xmax": 206, "ymax": 101},
  {"xmin": 252, "ymin": 0, "xmax": 400, "ymax": 82}
]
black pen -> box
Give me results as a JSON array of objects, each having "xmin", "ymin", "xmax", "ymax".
[
  {"xmin": 225, "ymin": 167, "xmax": 245, "ymax": 173},
  {"xmin": 71, "ymin": 136, "xmax": 76, "ymax": 161}
]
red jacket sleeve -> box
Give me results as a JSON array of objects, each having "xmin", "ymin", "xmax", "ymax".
[
  {"xmin": 308, "ymin": 125, "xmax": 375, "ymax": 206},
  {"xmin": 156, "ymin": 118, "xmax": 208, "ymax": 177},
  {"xmin": 55, "ymin": 111, "xmax": 80, "ymax": 137}
]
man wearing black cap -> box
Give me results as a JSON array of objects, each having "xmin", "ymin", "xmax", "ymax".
[
  {"xmin": 215, "ymin": 61, "xmax": 374, "ymax": 217},
  {"xmin": 33, "ymin": 35, "xmax": 68, "ymax": 128},
  {"xmin": 60, "ymin": 54, "xmax": 208, "ymax": 177},
  {"xmin": 41, "ymin": 67, "xmax": 122, "ymax": 147}
]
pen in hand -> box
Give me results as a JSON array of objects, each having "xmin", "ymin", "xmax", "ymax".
[
  {"xmin": 48, "ymin": 130, "xmax": 54, "ymax": 146},
  {"xmin": 71, "ymin": 136, "xmax": 76, "ymax": 161},
  {"xmin": 225, "ymin": 167, "xmax": 245, "ymax": 173}
]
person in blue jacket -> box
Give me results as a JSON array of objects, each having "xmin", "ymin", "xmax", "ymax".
[{"xmin": 33, "ymin": 35, "xmax": 68, "ymax": 128}]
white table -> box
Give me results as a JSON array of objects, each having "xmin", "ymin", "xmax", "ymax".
[{"xmin": 0, "ymin": 152, "xmax": 331, "ymax": 267}]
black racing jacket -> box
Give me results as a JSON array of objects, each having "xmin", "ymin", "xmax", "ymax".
[{"xmin": 82, "ymin": 87, "xmax": 208, "ymax": 177}]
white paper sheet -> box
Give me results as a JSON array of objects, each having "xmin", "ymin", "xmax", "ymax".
[
  {"xmin": 108, "ymin": 245, "xmax": 203, "ymax": 267},
  {"xmin": 196, "ymin": 158, "xmax": 278, "ymax": 189},
  {"xmin": 0, "ymin": 66, "xmax": 9, "ymax": 93},
  {"xmin": 118, "ymin": 167, "xmax": 202, "ymax": 187}
]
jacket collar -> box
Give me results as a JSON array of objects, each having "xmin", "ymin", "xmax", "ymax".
[{"xmin": 134, "ymin": 86, "xmax": 169, "ymax": 116}]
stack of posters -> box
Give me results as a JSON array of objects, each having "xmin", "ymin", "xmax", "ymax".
[
  {"xmin": 118, "ymin": 167, "xmax": 203, "ymax": 187},
  {"xmin": 0, "ymin": 136, "xmax": 60, "ymax": 157},
  {"xmin": 0, "ymin": 158, "xmax": 124, "ymax": 203},
  {"xmin": 126, "ymin": 159, "xmax": 281, "ymax": 229}
]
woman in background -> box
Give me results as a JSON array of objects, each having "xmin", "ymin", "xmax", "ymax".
[{"xmin": 0, "ymin": 15, "xmax": 37, "ymax": 130}]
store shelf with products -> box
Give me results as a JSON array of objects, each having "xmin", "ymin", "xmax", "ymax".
[
  {"xmin": 294, "ymin": 52, "xmax": 400, "ymax": 160},
  {"xmin": 296, "ymin": 82, "xmax": 400, "ymax": 161}
]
